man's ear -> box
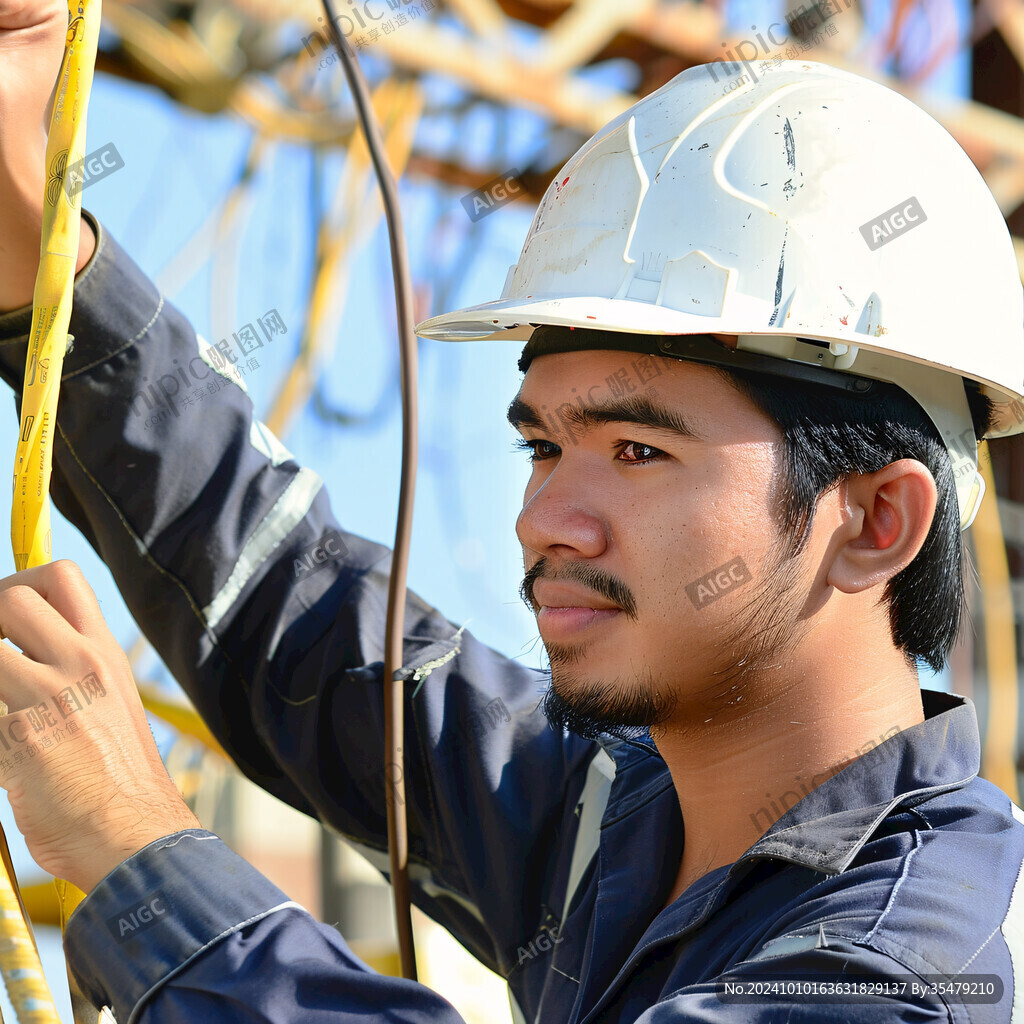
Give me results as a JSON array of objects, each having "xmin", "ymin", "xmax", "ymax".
[{"xmin": 827, "ymin": 460, "xmax": 938, "ymax": 594}]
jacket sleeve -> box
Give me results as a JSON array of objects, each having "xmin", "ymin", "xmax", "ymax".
[
  {"xmin": 0, "ymin": 212, "xmax": 598, "ymax": 983},
  {"xmin": 64, "ymin": 829, "xmax": 473, "ymax": 1024}
]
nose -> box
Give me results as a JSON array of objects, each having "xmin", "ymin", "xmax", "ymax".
[{"xmin": 515, "ymin": 460, "xmax": 610, "ymax": 560}]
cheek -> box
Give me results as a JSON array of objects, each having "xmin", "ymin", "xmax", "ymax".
[{"xmin": 617, "ymin": 502, "xmax": 766, "ymax": 616}]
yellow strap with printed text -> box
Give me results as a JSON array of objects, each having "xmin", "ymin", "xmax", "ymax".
[{"xmin": 6, "ymin": 0, "xmax": 103, "ymax": 1021}]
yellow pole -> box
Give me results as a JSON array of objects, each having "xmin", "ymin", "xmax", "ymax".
[{"xmin": 6, "ymin": 0, "xmax": 104, "ymax": 1020}]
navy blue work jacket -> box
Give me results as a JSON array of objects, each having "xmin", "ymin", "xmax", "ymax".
[{"xmin": 0, "ymin": 212, "xmax": 1021, "ymax": 1023}]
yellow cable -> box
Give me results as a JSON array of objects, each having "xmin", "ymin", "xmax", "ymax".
[{"xmin": 7, "ymin": 0, "xmax": 103, "ymax": 1021}]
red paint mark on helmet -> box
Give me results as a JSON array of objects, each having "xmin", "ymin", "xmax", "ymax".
[
  {"xmin": 839, "ymin": 316, "xmax": 848, "ymax": 325},
  {"xmin": 586, "ymin": 315, "xmax": 597, "ymax": 320}
]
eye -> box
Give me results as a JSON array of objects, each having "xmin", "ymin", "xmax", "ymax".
[
  {"xmin": 513, "ymin": 437, "xmax": 560, "ymax": 462},
  {"xmin": 618, "ymin": 441, "xmax": 665, "ymax": 465}
]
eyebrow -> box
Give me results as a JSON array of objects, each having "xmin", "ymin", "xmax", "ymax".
[{"xmin": 506, "ymin": 392, "xmax": 702, "ymax": 441}]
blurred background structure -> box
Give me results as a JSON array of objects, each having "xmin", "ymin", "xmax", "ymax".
[{"xmin": 3, "ymin": 0, "xmax": 1024, "ymax": 1020}]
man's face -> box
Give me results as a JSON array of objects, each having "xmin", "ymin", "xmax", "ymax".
[{"xmin": 509, "ymin": 349, "xmax": 809, "ymax": 740}]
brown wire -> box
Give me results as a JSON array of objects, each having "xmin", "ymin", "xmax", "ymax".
[{"xmin": 319, "ymin": 0, "xmax": 419, "ymax": 981}]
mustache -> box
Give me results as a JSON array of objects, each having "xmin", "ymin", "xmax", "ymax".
[{"xmin": 519, "ymin": 557, "xmax": 638, "ymax": 621}]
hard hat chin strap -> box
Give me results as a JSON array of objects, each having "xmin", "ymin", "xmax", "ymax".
[{"xmin": 865, "ymin": 353, "xmax": 984, "ymax": 531}]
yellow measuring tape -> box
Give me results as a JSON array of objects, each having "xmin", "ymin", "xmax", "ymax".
[{"xmin": 2, "ymin": 0, "xmax": 103, "ymax": 1021}]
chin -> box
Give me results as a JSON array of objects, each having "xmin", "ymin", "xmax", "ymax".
[{"xmin": 540, "ymin": 663, "xmax": 676, "ymax": 742}]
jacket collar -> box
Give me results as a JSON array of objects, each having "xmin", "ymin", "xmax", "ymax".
[
  {"xmin": 733, "ymin": 689, "xmax": 980, "ymax": 876},
  {"xmin": 602, "ymin": 689, "xmax": 981, "ymax": 878}
]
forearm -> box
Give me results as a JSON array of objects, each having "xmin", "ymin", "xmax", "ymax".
[{"xmin": 0, "ymin": 215, "xmax": 318, "ymax": 805}]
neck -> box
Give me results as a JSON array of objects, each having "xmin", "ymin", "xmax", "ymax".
[{"xmin": 651, "ymin": 648, "xmax": 925, "ymax": 903}]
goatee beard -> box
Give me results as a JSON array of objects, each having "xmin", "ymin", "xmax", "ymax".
[{"xmin": 540, "ymin": 666, "xmax": 676, "ymax": 741}]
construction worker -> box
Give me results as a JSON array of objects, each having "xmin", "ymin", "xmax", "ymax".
[{"xmin": 1, "ymin": 3, "xmax": 1023, "ymax": 1019}]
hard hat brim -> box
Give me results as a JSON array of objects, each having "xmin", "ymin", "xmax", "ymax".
[
  {"xmin": 414, "ymin": 296, "xmax": 1024, "ymax": 425},
  {"xmin": 415, "ymin": 295, "xmax": 741, "ymax": 342}
]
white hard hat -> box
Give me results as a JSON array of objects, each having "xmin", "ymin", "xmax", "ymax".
[{"xmin": 416, "ymin": 61, "xmax": 1024, "ymax": 530}]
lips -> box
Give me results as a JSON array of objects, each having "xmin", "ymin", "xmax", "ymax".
[{"xmin": 532, "ymin": 581, "xmax": 622, "ymax": 640}]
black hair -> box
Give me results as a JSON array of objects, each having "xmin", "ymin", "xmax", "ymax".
[{"xmin": 712, "ymin": 367, "xmax": 994, "ymax": 672}]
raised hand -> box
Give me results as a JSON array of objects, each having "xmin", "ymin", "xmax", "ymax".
[
  {"xmin": 0, "ymin": 0, "xmax": 96, "ymax": 312},
  {"xmin": 0, "ymin": 559, "xmax": 200, "ymax": 891}
]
